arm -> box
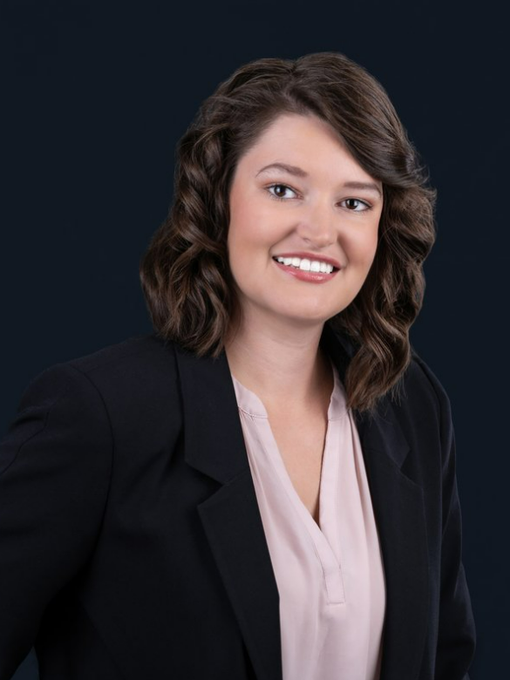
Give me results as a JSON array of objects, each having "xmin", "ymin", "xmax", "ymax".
[
  {"xmin": 0, "ymin": 363, "xmax": 112, "ymax": 679},
  {"xmin": 414, "ymin": 356, "xmax": 477, "ymax": 680}
]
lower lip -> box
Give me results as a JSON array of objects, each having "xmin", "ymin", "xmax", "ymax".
[{"xmin": 273, "ymin": 259, "xmax": 339, "ymax": 283}]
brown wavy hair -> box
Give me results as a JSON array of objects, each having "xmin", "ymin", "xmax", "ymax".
[{"xmin": 139, "ymin": 52, "xmax": 437, "ymax": 414}]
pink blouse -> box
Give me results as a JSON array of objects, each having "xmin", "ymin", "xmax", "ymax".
[{"xmin": 231, "ymin": 360, "xmax": 386, "ymax": 680}]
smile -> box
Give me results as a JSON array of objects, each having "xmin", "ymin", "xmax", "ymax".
[
  {"xmin": 272, "ymin": 256, "xmax": 339, "ymax": 284},
  {"xmin": 272, "ymin": 256, "xmax": 337, "ymax": 274}
]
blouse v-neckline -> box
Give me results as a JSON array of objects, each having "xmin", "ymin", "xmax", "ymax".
[
  {"xmin": 230, "ymin": 357, "xmax": 386, "ymax": 680},
  {"xmin": 231, "ymin": 360, "xmax": 348, "ymax": 603}
]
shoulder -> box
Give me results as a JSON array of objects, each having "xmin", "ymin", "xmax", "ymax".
[
  {"xmin": 385, "ymin": 347, "xmax": 455, "ymax": 455},
  {"xmin": 403, "ymin": 348, "xmax": 453, "ymax": 421},
  {"xmin": 63, "ymin": 334, "xmax": 183, "ymax": 421},
  {"xmin": 66, "ymin": 333, "xmax": 178, "ymax": 378},
  {"xmin": 59, "ymin": 332, "xmax": 178, "ymax": 391},
  {"xmin": 15, "ymin": 334, "xmax": 183, "ymax": 436}
]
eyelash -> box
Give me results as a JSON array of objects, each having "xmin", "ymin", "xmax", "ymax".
[{"xmin": 265, "ymin": 183, "xmax": 373, "ymax": 212}]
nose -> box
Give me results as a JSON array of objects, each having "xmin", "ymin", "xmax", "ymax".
[{"xmin": 295, "ymin": 198, "xmax": 337, "ymax": 248}]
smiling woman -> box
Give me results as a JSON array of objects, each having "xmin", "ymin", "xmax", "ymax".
[
  {"xmin": 140, "ymin": 54, "xmax": 438, "ymax": 414},
  {"xmin": 0, "ymin": 52, "xmax": 475, "ymax": 680},
  {"xmin": 226, "ymin": 113, "xmax": 383, "ymax": 339}
]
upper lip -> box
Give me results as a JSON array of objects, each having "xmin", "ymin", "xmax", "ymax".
[{"xmin": 272, "ymin": 252, "xmax": 342, "ymax": 269}]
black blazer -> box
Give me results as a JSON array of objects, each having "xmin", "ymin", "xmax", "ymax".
[{"xmin": 0, "ymin": 322, "xmax": 476, "ymax": 680}]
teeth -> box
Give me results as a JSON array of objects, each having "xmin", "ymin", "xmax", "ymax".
[{"xmin": 275, "ymin": 256, "xmax": 334, "ymax": 274}]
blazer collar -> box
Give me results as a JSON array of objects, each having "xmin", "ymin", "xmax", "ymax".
[
  {"xmin": 173, "ymin": 323, "xmax": 429, "ymax": 680},
  {"xmin": 173, "ymin": 321, "xmax": 410, "ymax": 482}
]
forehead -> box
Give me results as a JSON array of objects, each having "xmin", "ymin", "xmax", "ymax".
[
  {"xmin": 235, "ymin": 113, "xmax": 377, "ymax": 184},
  {"xmin": 249, "ymin": 113, "xmax": 344, "ymax": 152}
]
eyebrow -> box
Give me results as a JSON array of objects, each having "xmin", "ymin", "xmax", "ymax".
[{"xmin": 256, "ymin": 162, "xmax": 382, "ymax": 197}]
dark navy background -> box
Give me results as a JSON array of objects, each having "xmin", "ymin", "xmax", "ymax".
[{"xmin": 1, "ymin": 1, "xmax": 507, "ymax": 677}]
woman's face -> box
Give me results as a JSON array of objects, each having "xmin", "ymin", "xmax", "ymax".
[{"xmin": 227, "ymin": 113, "xmax": 384, "ymax": 332}]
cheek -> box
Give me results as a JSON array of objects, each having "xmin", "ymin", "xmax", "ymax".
[
  {"xmin": 228, "ymin": 197, "xmax": 257, "ymax": 247},
  {"xmin": 345, "ymin": 228, "xmax": 379, "ymax": 269},
  {"xmin": 227, "ymin": 206, "xmax": 275, "ymax": 260},
  {"xmin": 227, "ymin": 223, "xmax": 254, "ymax": 270},
  {"xmin": 227, "ymin": 218, "xmax": 262, "ymax": 280},
  {"xmin": 365, "ymin": 232, "xmax": 380, "ymax": 266}
]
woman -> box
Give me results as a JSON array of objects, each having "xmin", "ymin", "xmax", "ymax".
[{"xmin": 0, "ymin": 52, "xmax": 475, "ymax": 679}]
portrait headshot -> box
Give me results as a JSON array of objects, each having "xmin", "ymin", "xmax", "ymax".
[{"xmin": 1, "ymin": 1, "xmax": 506, "ymax": 679}]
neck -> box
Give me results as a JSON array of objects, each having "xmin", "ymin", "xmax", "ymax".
[{"xmin": 225, "ymin": 311, "xmax": 332, "ymax": 413}]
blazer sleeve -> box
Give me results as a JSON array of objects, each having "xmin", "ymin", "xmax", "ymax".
[
  {"xmin": 414, "ymin": 356, "xmax": 477, "ymax": 680},
  {"xmin": 0, "ymin": 363, "xmax": 112, "ymax": 680}
]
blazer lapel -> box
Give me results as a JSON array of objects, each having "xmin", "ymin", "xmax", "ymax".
[
  {"xmin": 355, "ymin": 410, "xmax": 429, "ymax": 680},
  {"xmin": 322, "ymin": 324, "xmax": 430, "ymax": 680},
  {"xmin": 174, "ymin": 342, "xmax": 282, "ymax": 680},
  {"xmin": 174, "ymin": 323, "xmax": 429, "ymax": 680}
]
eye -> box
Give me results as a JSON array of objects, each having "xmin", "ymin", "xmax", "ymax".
[
  {"xmin": 266, "ymin": 184, "xmax": 373, "ymax": 212},
  {"xmin": 341, "ymin": 198, "xmax": 372, "ymax": 212},
  {"xmin": 266, "ymin": 183, "xmax": 299, "ymax": 201}
]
